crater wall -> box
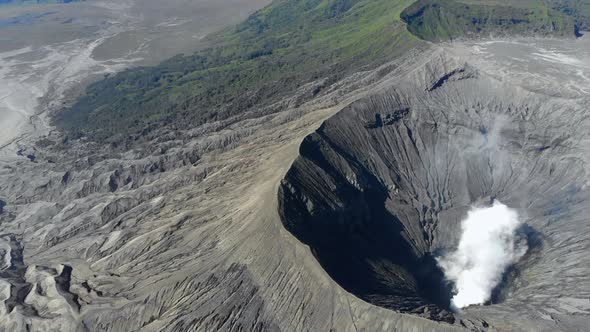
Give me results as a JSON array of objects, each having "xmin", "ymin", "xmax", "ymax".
[{"xmin": 279, "ymin": 51, "xmax": 590, "ymax": 326}]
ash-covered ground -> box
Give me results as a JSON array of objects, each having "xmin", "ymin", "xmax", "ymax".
[
  {"xmin": 0, "ymin": 0, "xmax": 269, "ymax": 157},
  {"xmin": 280, "ymin": 37, "xmax": 590, "ymax": 330},
  {"xmin": 1, "ymin": 14, "xmax": 590, "ymax": 332}
]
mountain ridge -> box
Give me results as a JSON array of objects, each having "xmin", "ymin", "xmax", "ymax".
[{"xmin": 53, "ymin": 0, "xmax": 590, "ymax": 150}]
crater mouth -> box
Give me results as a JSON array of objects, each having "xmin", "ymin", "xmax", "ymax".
[
  {"xmin": 279, "ymin": 149, "xmax": 457, "ymax": 322},
  {"xmin": 278, "ymin": 57, "xmax": 588, "ymax": 323}
]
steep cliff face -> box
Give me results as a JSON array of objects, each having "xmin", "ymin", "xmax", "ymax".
[{"xmin": 280, "ymin": 48, "xmax": 590, "ymax": 329}]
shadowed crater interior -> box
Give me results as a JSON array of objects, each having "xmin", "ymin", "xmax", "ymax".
[{"xmin": 278, "ymin": 57, "xmax": 590, "ymax": 323}]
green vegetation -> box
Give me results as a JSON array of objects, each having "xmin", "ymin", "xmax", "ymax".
[
  {"xmin": 54, "ymin": 0, "xmax": 590, "ymax": 147},
  {"xmin": 401, "ymin": 0, "xmax": 577, "ymax": 41},
  {"xmin": 54, "ymin": 0, "xmax": 419, "ymax": 146},
  {"xmin": 547, "ymin": 0, "xmax": 590, "ymax": 31}
]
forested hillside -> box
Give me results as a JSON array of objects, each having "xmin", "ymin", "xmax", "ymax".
[
  {"xmin": 401, "ymin": 0, "xmax": 577, "ymax": 41},
  {"xmin": 54, "ymin": 0, "xmax": 418, "ymax": 146},
  {"xmin": 54, "ymin": 0, "xmax": 590, "ymax": 147}
]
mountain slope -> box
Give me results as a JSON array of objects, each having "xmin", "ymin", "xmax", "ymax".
[
  {"xmin": 400, "ymin": 0, "xmax": 577, "ymax": 41},
  {"xmin": 2, "ymin": 0, "xmax": 590, "ymax": 331},
  {"xmin": 54, "ymin": 0, "xmax": 419, "ymax": 146},
  {"xmin": 54, "ymin": 0, "xmax": 590, "ymax": 148}
]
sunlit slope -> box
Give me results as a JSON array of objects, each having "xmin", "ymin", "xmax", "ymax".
[
  {"xmin": 401, "ymin": 0, "xmax": 578, "ymax": 41},
  {"xmin": 54, "ymin": 0, "xmax": 418, "ymax": 145},
  {"xmin": 55, "ymin": 0, "xmax": 590, "ymax": 146}
]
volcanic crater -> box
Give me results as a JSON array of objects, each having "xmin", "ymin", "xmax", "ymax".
[{"xmin": 278, "ymin": 51, "xmax": 590, "ymax": 325}]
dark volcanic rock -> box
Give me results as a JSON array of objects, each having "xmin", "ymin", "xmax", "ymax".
[{"xmin": 279, "ymin": 50, "xmax": 590, "ymax": 329}]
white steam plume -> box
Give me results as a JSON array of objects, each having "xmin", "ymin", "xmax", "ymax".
[{"xmin": 437, "ymin": 201, "xmax": 527, "ymax": 310}]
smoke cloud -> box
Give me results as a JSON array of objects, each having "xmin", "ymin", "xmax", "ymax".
[{"xmin": 437, "ymin": 201, "xmax": 527, "ymax": 310}]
